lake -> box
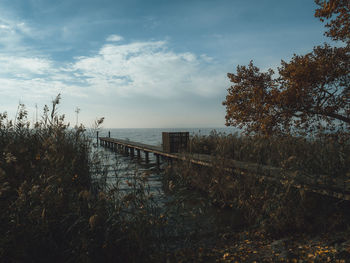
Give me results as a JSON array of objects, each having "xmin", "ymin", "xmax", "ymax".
[
  {"xmin": 97, "ymin": 127, "xmax": 239, "ymax": 146},
  {"xmin": 92, "ymin": 127, "xmax": 239, "ymax": 192},
  {"xmin": 91, "ymin": 127, "xmax": 243, "ymax": 246}
]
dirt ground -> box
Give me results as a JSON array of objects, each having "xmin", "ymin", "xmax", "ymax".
[{"xmin": 165, "ymin": 229, "xmax": 350, "ymax": 262}]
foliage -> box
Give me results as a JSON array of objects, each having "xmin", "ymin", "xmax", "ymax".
[
  {"xmin": 315, "ymin": 0, "xmax": 350, "ymax": 42},
  {"xmin": 223, "ymin": 0, "xmax": 350, "ymax": 135},
  {"xmin": 190, "ymin": 131, "xmax": 350, "ymax": 178},
  {"xmin": 167, "ymin": 131, "xmax": 350, "ymax": 235},
  {"xmin": 0, "ymin": 96, "xmax": 164, "ymax": 263},
  {"xmin": 3, "ymin": 96, "xmax": 347, "ymax": 261}
]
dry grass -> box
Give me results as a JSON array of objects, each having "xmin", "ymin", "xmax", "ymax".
[
  {"xmin": 2, "ymin": 97, "xmax": 349, "ymax": 262},
  {"xmin": 189, "ymin": 131, "xmax": 350, "ymax": 178},
  {"xmin": 0, "ymin": 97, "xmax": 166, "ymax": 263},
  {"xmin": 165, "ymin": 130, "xmax": 350, "ymax": 236}
]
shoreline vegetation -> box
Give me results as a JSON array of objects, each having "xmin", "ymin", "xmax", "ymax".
[
  {"xmin": 1, "ymin": 1, "xmax": 349, "ymax": 260},
  {"xmin": 0, "ymin": 97, "xmax": 166, "ymax": 262},
  {"xmin": 162, "ymin": 132, "xmax": 350, "ymax": 261},
  {"xmin": 1, "ymin": 96, "xmax": 350, "ymax": 262}
]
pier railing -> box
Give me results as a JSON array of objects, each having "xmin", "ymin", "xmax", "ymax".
[{"xmin": 99, "ymin": 136, "xmax": 350, "ymax": 201}]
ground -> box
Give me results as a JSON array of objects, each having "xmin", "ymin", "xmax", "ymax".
[{"xmin": 165, "ymin": 229, "xmax": 350, "ymax": 262}]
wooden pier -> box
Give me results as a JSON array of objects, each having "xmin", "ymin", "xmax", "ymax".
[
  {"xmin": 99, "ymin": 136, "xmax": 350, "ymax": 201},
  {"xmin": 99, "ymin": 136, "xmax": 213, "ymax": 167}
]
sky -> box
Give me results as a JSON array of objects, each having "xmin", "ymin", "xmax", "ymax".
[{"xmin": 0, "ymin": 0, "xmax": 330, "ymax": 128}]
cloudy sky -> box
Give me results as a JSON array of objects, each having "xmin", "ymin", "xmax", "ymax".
[{"xmin": 0, "ymin": 0, "xmax": 329, "ymax": 128}]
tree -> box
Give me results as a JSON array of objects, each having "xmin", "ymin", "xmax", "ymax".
[
  {"xmin": 223, "ymin": 0, "xmax": 349, "ymax": 135},
  {"xmin": 314, "ymin": 0, "xmax": 349, "ymax": 42}
]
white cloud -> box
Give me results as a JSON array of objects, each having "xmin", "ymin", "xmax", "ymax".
[
  {"xmin": 0, "ymin": 56, "xmax": 53, "ymax": 76},
  {"xmin": 0, "ymin": 24, "xmax": 11, "ymax": 30},
  {"xmin": 0, "ymin": 75, "xmax": 87, "ymax": 101},
  {"xmin": 0, "ymin": 13, "xmax": 225, "ymax": 100},
  {"xmin": 72, "ymin": 39, "xmax": 225, "ymax": 98},
  {"xmin": 15, "ymin": 22, "xmax": 32, "ymax": 36},
  {"xmin": 0, "ymin": 54, "xmax": 87, "ymax": 102},
  {"xmin": 0, "ymin": 29, "xmax": 226, "ymax": 125},
  {"xmin": 0, "ymin": 15, "xmax": 38, "ymax": 54},
  {"xmin": 106, "ymin": 34, "xmax": 124, "ymax": 42}
]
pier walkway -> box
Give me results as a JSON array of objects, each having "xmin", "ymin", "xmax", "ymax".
[
  {"xmin": 99, "ymin": 136, "xmax": 350, "ymax": 201},
  {"xmin": 99, "ymin": 136, "xmax": 213, "ymax": 167}
]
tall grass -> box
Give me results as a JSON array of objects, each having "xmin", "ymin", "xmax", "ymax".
[
  {"xmin": 189, "ymin": 130, "xmax": 350, "ymax": 178},
  {"xmin": 165, "ymin": 130, "xmax": 350, "ymax": 236},
  {"xmin": 0, "ymin": 96, "xmax": 166, "ymax": 262},
  {"xmin": 2, "ymin": 96, "xmax": 348, "ymax": 260}
]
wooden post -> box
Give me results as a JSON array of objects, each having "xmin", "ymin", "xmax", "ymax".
[
  {"xmin": 145, "ymin": 151, "xmax": 149, "ymax": 163},
  {"xmin": 96, "ymin": 131, "xmax": 99, "ymax": 145},
  {"xmin": 130, "ymin": 148, "xmax": 135, "ymax": 157},
  {"xmin": 155, "ymin": 154, "xmax": 160, "ymax": 168},
  {"xmin": 108, "ymin": 131, "xmax": 111, "ymax": 138},
  {"xmin": 137, "ymin": 149, "xmax": 141, "ymax": 158}
]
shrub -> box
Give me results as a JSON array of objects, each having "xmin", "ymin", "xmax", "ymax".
[
  {"xmin": 0, "ymin": 96, "xmax": 164, "ymax": 263},
  {"xmin": 167, "ymin": 131, "xmax": 350, "ymax": 236}
]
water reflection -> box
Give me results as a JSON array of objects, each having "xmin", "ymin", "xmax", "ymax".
[{"xmin": 92, "ymin": 141, "xmax": 244, "ymax": 250}]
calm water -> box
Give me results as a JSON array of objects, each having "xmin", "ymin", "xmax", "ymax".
[
  {"xmin": 97, "ymin": 127, "xmax": 239, "ymax": 146},
  {"xmin": 92, "ymin": 127, "xmax": 243, "ymax": 243},
  {"xmin": 93, "ymin": 127, "xmax": 239, "ymax": 194}
]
